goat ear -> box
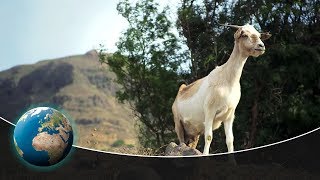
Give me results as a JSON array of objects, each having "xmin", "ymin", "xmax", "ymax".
[
  {"xmin": 234, "ymin": 29, "xmax": 243, "ymax": 40},
  {"xmin": 260, "ymin": 32, "xmax": 272, "ymax": 40}
]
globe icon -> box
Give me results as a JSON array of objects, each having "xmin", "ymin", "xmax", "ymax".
[{"xmin": 13, "ymin": 107, "xmax": 73, "ymax": 166}]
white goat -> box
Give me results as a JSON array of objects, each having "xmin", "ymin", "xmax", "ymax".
[{"xmin": 172, "ymin": 24, "xmax": 271, "ymax": 155}]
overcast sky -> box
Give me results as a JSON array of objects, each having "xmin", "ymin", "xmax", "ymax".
[{"xmin": 0, "ymin": 0, "xmax": 179, "ymax": 71}]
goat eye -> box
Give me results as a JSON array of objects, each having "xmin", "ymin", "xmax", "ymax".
[{"xmin": 241, "ymin": 34, "xmax": 248, "ymax": 38}]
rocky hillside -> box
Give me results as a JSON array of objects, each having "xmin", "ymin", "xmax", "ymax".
[{"xmin": 0, "ymin": 50, "xmax": 137, "ymax": 151}]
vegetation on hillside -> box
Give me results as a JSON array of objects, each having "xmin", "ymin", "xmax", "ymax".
[
  {"xmin": 100, "ymin": 0, "xmax": 188, "ymax": 148},
  {"xmin": 100, "ymin": 0, "xmax": 320, "ymax": 152}
]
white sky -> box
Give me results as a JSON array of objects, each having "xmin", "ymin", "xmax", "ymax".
[{"xmin": 0, "ymin": 0, "xmax": 180, "ymax": 71}]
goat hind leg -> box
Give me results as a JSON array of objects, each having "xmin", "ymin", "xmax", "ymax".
[
  {"xmin": 188, "ymin": 135, "xmax": 200, "ymax": 149},
  {"xmin": 173, "ymin": 103, "xmax": 185, "ymax": 144},
  {"xmin": 174, "ymin": 119, "xmax": 185, "ymax": 144}
]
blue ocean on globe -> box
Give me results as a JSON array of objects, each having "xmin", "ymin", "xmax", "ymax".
[{"xmin": 13, "ymin": 107, "xmax": 73, "ymax": 166}]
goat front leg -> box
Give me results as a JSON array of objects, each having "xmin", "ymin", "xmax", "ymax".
[
  {"xmin": 203, "ymin": 108, "xmax": 217, "ymax": 155},
  {"xmin": 224, "ymin": 110, "xmax": 237, "ymax": 165},
  {"xmin": 224, "ymin": 110, "xmax": 235, "ymax": 152}
]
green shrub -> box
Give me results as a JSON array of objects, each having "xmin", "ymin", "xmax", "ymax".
[{"xmin": 111, "ymin": 139, "xmax": 125, "ymax": 147}]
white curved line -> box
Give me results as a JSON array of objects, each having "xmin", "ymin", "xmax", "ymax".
[
  {"xmin": 0, "ymin": 116, "xmax": 16, "ymax": 126},
  {"xmin": 1, "ymin": 115, "xmax": 319, "ymax": 158},
  {"xmin": 211, "ymin": 126, "xmax": 320, "ymax": 156},
  {"xmin": 72, "ymin": 126, "xmax": 320, "ymax": 158}
]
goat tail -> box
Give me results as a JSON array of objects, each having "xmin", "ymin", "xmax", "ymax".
[{"xmin": 179, "ymin": 84, "xmax": 187, "ymax": 92}]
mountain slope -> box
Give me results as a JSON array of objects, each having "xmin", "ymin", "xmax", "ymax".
[{"xmin": 0, "ymin": 50, "xmax": 137, "ymax": 151}]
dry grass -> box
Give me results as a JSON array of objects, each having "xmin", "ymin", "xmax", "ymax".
[{"xmin": 109, "ymin": 146, "xmax": 158, "ymax": 156}]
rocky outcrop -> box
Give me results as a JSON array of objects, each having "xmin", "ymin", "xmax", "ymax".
[
  {"xmin": 85, "ymin": 49, "xmax": 99, "ymax": 57},
  {"xmin": 165, "ymin": 142, "xmax": 202, "ymax": 156}
]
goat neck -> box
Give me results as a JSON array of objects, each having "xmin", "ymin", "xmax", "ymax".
[{"xmin": 220, "ymin": 42, "xmax": 248, "ymax": 84}]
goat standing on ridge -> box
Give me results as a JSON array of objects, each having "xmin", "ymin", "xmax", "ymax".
[{"xmin": 172, "ymin": 24, "xmax": 271, "ymax": 155}]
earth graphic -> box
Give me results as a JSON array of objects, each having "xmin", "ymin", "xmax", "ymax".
[{"xmin": 13, "ymin": 107, "xmax": 73, "ymax": 166}]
